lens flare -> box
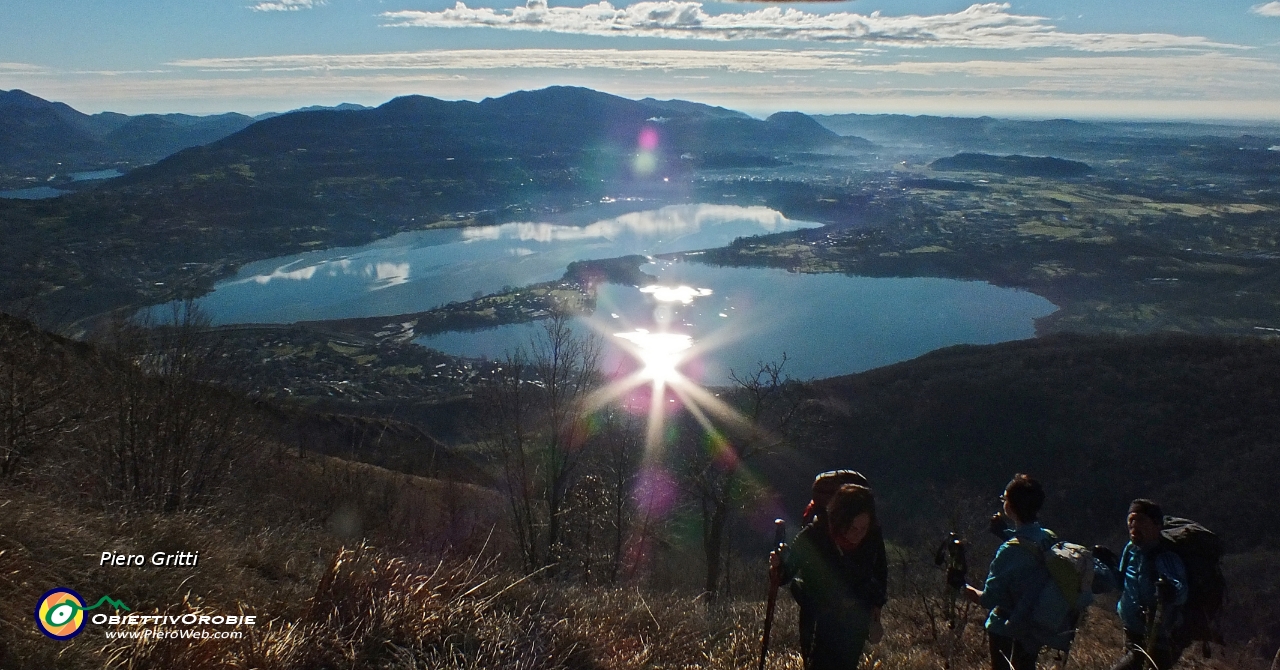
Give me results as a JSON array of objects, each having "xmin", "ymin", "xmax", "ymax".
[
  {"xmin": 639, "ymin": 285, "xmax": 713, "ymax": 305},
  {"xmin": 577, "ymin": 298, "xmax": 790, "ymax": 557},
  {"xmin": 638, "ymin": 127, "xmax": 659, "ymax": 151},
  {"xmin": 614, "ymin": 329, "xmax": 691, "ymax": 383},
  {"xmin": 634, "ymin": 126, "xmax": 660, "ymax": 176}
]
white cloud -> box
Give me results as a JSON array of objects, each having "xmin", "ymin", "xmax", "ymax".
[
  {"xmin": 1251, "ymin": 2, "xmax": 1280, "ymax": 17},
  {"xmin": 863, "ymin": 53, "xmax": 1280, "ymax": 89},
  {"xmin": 171, "ymin": 49, "xmax": 872, "ymax": 73},
  {"xmin": 381, "ymin": 1, "xmax": 1235, "ymax": 51},
  {"xmin": 251, "ymin": 0, "xmax": 323, "ymax": 11},
  {"xmin": 164, "ymin": 50, "xmax": 1280, "ymax": 97},
  {"xmin": 0, "ymin": 62, "xmax": 49, "ymax": 75}
]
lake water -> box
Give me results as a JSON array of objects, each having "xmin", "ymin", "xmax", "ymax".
[
  {"xmin": 185, "ymin": 202, "xmax": 1056, "ymax": 381},
  {"xmin": 189, "ymin": 203, "xmax": 824, "ymax": 324},
  {"xmin": 0, "ymin": 170, "xmax": 123, "ymax": 200},
  {"xmin": 69, "ymin": 169, "xmax": 124, "ymax": 181},
  {"xmin": 416, "ymin": 259, "xmax": 1056, "ymax": 382},
  {"xmin": 0, "ymin": 186, "xmax": 69, "ymax": 199}
]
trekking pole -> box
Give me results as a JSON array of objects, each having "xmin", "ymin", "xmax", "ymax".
[
  {"xmin": 758, "ymin": 519, "xmax": 787, "ymax": 670},
  {"xmin": 1141, "ymin": 579, "xmax": 1167, "ymax": 670},
  {"xmin": 943, "ymin": 536, "xmax": 972, "ymax": 670}
]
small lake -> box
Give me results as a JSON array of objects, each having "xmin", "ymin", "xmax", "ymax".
[
  {"xmin": 0, "ymin": 186, "xmax": 69, "ymax": 199},
  {"xmin": 188, "ymin": 203, "xmax": 823, "ymax": 324},
  {"xmin": 417, "ymin": 260, "xmax": 1057, "ymax": 382},
  {"xmin": 69, "ymin": 168, "xmax": 124, "ymax": 181}
]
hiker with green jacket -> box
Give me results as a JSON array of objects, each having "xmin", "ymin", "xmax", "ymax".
[
  {"xmin": 963, "ymin": 474, "xmax": 1056, "ymax": 670},
  {"xmin": 1092, "ymin": 499, "xmax": 1190, "ymax": 670},
  {"xmin": 771, "ymin": 483, "xmax": 886, "ymax": 670}
]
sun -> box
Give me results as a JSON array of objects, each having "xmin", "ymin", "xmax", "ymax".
[{"xmin": 614, "ymin": 330, "xmax": 692, "ymax": 383}]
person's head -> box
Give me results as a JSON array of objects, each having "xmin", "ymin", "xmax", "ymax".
[
  {"xmin": 806, "ymin": 470, "xmax": 870, "ymax": 525},
  {"xmin": 826, "ymin": 483, "xmax": 876, "ymax": 551},
  {"xmin": 1127, "ymin": 499, "xmax": 1164, "ymax": 549},
  {"xmin": 1001, "ymin": 474, "xmax": 1044, "ymax": 525}
]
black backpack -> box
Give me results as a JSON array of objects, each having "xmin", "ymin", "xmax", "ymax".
[{"xmin": 1159, "ymin": 517, "xmax": 1225, "ymax": 644}]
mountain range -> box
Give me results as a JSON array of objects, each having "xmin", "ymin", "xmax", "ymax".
[{"xmin": 0, "ymin": 89, "xmax": 372, "ymax": 187}]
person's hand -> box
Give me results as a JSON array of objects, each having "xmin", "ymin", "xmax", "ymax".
[
  {"xmin": 769, "ymin": 550, "xmax": 782, "ymax": 582},
  {"xmin": 988, "ymin": 513, "xmax": 1007, "ymax": 539}
]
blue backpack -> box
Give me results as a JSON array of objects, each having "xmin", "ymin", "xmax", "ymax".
[{"xmin": 1005, "ymin": 538, "xmax": 1096, "ymax": 651}]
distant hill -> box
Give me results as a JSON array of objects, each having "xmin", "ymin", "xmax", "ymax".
[
  {"xmin": 252, "ymin": 103, "xmax": 372, "ymax": 122},
  {"xmin": 813, "ymin": 112, "xmax": 1280, "ymax": 147},
  {"xmin": 0, "ymin": 89, "xmax": 258, "ymax": 182},
  {"xmin": 929, "ymin": 152, "xmax": 1092, "ymax": 178},
  {"xmin": 0, "ymin": 89, "xmax": 109, "ymax": 165},
  {"xmin": 102, "ymin": 112, "xmax": 257, "ymax": 160},
  {"xmin": 112, "ymin": 86, "xmax": 868, "ymax": 200},
  {"xmin": 638, "ymin": 97, "xmax": 751, "ymax": 120},
  {"xmin": 775, "ymin": 333, "xmax": 1280, "ymax": 551}
]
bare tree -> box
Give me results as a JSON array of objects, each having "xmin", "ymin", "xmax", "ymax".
[
  {"xmin": 598, "ymin": 409, "xmax": 644, "ymax": 584},
  {"xmin": 487, "ymin": 311, "xmax": 603, "ymax": 573},
  {"xmin": 0, "ymin": 314, "xmax": 78, "ymax": 477},
  {"xmin": 91, "ymin": 301, "xmax": 261, "ymax": 511},
  {"xmin": 679, "ymin": 356, "xmax": 802, "ymax": 601},
  {"xmin": 532, "ymin": 312, "xmax": 603, "ymax": 566},
  {"xmin": 489, "ymin": 348, "xmax": 541, "ymax": 572}
]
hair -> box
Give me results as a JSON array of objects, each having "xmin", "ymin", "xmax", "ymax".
[
  {"xmin": 826, "ymin": 483, "xmax": 876, "ymax": 534},
  {"xmin": 1128, "ymin": 499, "xmax": 1164, "ymax": 525},
  {"xmin": 806, "ymin": 470, "xmax": 871, "ymax": 524},
  {"xmin": 1004, "ymin": 473, "xmax": 1044, "ymax": 523}
]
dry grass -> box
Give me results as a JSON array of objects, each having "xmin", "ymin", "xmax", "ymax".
[
  {"xmin": 94, "ymin": 548, "xmax": 1272, "ymax": 670},
  {"xmin": 2, "ymin": 464, "xmax": 1273, "ymax": 670}
]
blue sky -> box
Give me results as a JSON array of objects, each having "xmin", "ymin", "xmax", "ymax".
[{"xmin": 3, "ymin": 0, "xmax": 1280, "ymax": 119}]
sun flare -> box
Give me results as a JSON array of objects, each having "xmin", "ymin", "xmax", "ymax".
[{"xmin": 614, "ymin": 329, "xmax": 692, "ymax": 383}]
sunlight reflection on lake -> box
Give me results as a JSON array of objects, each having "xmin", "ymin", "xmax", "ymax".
[{"xmin": 416, "ymin": 260, "xmax": 1058, "ymax": 383}]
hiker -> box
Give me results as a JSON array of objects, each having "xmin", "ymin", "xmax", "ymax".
[
  {"xmin": 771, "ymin": 483, "xmax": 887, "ymax": 670},
  {"xmin": 1092, "ymin": 499, "xmax": 1190, "ymax": 670},
  {"xmin": 963, "ymin": 473, "xmax": 1056, "ymax": 670},
  {"xmin": 935, "ymin": 532, "xmax": 969, "ymax": 628}
]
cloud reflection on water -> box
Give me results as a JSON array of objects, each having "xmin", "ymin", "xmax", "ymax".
[
  {"xmin": 461, "ymin": 204, "xmax": 796, "ymax": 244},
  {"xmin": 369, "ymin": 262, "xmax": 411, "ymax": 289}
]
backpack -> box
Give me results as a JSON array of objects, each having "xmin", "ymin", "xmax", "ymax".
[
  {"xmin": 1159, "ymin": 517, "xmax": 1225, "ymax": 644},
  {"xmin": 1007, "ymin": 538, "xmax": 1096, "ymax": 652},
  {"xmin": 803, "ymin": 470, "xmax": 869, "ymax": 525}
]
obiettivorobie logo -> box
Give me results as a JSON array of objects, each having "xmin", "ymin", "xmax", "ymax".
[
  {"xmin": 36, "ymin": 587, "xmax": 257, "ymax": 641},
  {"xmin": 35, "ymin": 588, "xmax": 130, "ymax": 640}
]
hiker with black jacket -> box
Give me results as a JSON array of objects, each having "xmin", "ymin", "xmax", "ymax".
[
  {"xmin": 1092, "ymin": 499, "xmax": 1190, "ymax": 670},
  {"xmin": 771, "ymin": 482, "xmax": 886, "ymax": 670},
  {"xmin": 963, "ymin": 474, "xmax": 1056, "ymax": 670}
]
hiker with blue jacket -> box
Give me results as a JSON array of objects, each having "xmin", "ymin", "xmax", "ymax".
[
  {"xmin": 1092, "ymin": 499, "xmax": 1190, "ymax": 670},
  {"xmin": 963, "ymin": 473, "xmax": 1056, "ymax": 670}
]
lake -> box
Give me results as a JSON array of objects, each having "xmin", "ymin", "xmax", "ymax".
[
  {"xmin": 0, "ymin": 186, "xmax": 69, "ymax": 199},
  {"xmin": 188, "ymin": 203, "xmax": 824, "ymax": 324},
  {"xmin": 185, "ymin": 203, "xmax": 1056, "ymax": 381},
  {"xmin": 416, "ymin": 259, "xmax": 1056, "ymax": 382}
]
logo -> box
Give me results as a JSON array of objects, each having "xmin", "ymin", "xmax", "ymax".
[{"xmin": 35, "ymin": 588, "xmax": 130, "ymax": 640}]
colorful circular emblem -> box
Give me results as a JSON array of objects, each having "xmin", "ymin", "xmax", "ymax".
[{"xmin": 35, "ymin": 588, "xmax": 86, "ymax": 640}]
